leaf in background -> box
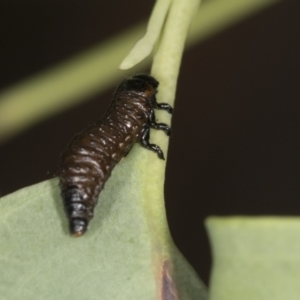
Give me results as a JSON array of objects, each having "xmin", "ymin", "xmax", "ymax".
[{"xmin": 206, "ymin": 217, "xmax": 300, "ymax": 300}]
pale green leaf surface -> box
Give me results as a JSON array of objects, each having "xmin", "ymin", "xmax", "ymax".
[
  {"xmin": 0, "ymin": 148, "xmax": 207, "ymax": 299},
  {"xmin": 206, "ymin": 217, "xmax": 300, "ymax": 300}
]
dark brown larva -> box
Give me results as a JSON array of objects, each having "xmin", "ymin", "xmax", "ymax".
[{"xmin": 59, "ymin": 74, "xmax": 173, "ymax": 237}]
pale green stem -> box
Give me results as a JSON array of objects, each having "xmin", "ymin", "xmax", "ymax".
[
  {"xmin": 151, "ymin": 0, "xmax": 200, "ymax": 106},
  {"xmin": 134, "ymin": 0, "xmax": 201, "ymax": 259}
]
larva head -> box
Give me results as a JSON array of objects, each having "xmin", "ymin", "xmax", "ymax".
[
  {"xmin": 132, "ymin": 74, "xmax": 159, "ymax": 89},
  {"xmin": 117, "ymin": 74, "xmax": 159, "ymax": 98}
]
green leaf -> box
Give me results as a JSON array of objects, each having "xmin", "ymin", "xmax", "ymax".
[
  {"xmin": 206, "ymin": 217, "xmax": 300, "ymax": 300},
  {"xmin": 0, "ymin": 147, "xmax": 207, "ymax": 299}
]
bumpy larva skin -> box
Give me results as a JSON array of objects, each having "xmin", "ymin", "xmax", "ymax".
[{"xmin": 59, "ymin": 74, "xmax": 173, "ymax": 237}]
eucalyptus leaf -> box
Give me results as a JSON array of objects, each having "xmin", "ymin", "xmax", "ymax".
[{"xmin": 0, "ymin": 147, "xmax": 207, "ymax": 299}]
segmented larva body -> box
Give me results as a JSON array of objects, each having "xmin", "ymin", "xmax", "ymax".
[{"xmin": 59, "ymin": 74, "xmax": 173, "ymax": 237}]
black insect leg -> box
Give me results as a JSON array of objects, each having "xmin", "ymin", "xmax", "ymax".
[
  {"xmin": 148, "ymin": 110, "xmax": 171, "ymax": 136},
  {"xmin": 156, "ymin": 102, "xmax": 173, "ymax": 114},
  {"xmin": 140, "ymin": 126, "xmax": 165, "ymax": 160}
]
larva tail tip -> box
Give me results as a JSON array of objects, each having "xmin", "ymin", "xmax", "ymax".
[{"xmin": 70, "ymin": 218, "xmax": 88, "ymax": 237}]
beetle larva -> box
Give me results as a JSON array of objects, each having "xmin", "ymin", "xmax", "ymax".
[{"xmin": 59, "ymin": 74, "xmax": 173, "ymax": 237}]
